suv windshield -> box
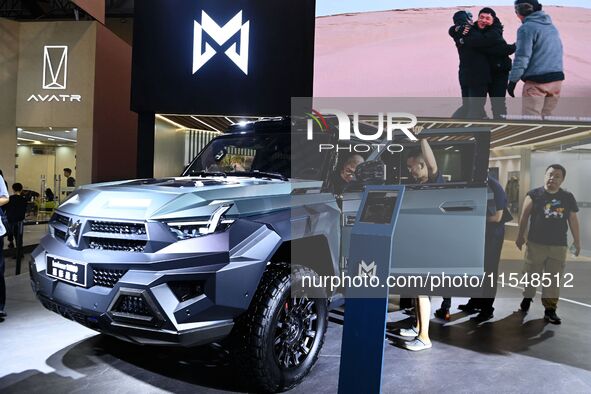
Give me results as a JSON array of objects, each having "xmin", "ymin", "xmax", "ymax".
[{"xmin": 182, "ymin": 133, "xmax": 329, "ymax": 180}]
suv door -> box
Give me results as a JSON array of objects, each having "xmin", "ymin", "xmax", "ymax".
[{"xmin": 372, "ymin": 127, "xmax": 491, "ymax": 278}]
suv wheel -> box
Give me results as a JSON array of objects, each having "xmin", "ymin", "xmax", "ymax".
[{"xmin": 231, "ymin": 263, "xmax": 328, "ymax": 393}]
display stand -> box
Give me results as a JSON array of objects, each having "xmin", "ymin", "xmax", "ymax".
[{"xmin": 338, "ymin": 185, "xmax": 405, "ymax": 394}]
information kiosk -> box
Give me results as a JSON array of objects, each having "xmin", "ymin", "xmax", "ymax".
[{"xmin": 338, "ymin": 185, "xmax": 405, "ymax": 394}]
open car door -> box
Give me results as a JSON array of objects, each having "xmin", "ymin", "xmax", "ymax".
[{"xmin": 371, "ymin": 127, "xmax": 491, "ymax": 280}]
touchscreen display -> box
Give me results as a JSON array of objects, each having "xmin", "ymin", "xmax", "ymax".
[{"xmin": 359, "ymin": 191, "xmax": 398, "ymax": 224}]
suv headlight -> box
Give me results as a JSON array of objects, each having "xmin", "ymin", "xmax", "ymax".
[{"xmin": 165, "ymin": 204, "xmax": 234, "ymax": 240}]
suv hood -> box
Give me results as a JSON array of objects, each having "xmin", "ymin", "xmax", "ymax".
[{"xmin": 57, "ymin": 176, "xmax": 323, "ymax": 221}]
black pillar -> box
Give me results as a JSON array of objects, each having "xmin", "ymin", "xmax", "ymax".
[{"xmin": 136, "ymin": 112, "xmax": 155, "ymax": 179}]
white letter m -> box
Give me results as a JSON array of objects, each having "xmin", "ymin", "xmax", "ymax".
[{"xmin": 193, "ymin": 11, "xmax": 250, "ymax": 75}]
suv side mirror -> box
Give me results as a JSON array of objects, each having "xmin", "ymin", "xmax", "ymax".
[{"xmin": 355, "ymin": 161, "xmax": 386, "ymax": 184}]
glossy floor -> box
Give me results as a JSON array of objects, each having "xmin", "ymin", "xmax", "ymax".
[{"xmin": 1, "ymin": 255, "xmax": 591, "ymax": 393}]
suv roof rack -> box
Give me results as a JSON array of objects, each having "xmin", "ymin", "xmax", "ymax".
[{"xmin": 227, "ymin": 117, "xmax": 291, "ymax": 133}]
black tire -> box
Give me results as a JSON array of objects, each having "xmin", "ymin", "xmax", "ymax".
[{"xmin": 230, "ymin": 262, "xmax": 328, "ymax": 393}]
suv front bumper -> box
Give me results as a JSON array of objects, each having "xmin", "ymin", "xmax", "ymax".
[{"xmin": 29, "ymin": 219, "xmax": 281, "ymax": 346}]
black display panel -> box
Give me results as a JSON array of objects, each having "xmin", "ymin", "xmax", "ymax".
[
  {"xmin": 131, "ymin": 0, "xmax": 316, "ymax": 116},
  {"xmin": 359, "ymin": 191, "xmax": 399, "ymax": 225}
]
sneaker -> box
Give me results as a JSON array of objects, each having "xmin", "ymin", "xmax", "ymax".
[
  {"xmin": 458, "ymin": 303, "xmax": 479, "ymax": 314},
  {"xmin": 434, "ymin": 308, "xmax": 450, "ymax": 321},
  {"xmin": 471, "ymin": 310, "xmax": 494, "ymax": 323},
  {"xmin": 544, "ymin": 309, "xmax": 561, "ymax": 325},
  {"xmin": 399, "ymin": 327, "xmax": 419, "ymax": 337},
  {"xmin": 0, "ymin": 311, "xmax": 6, "ymax": 318},
  {"xmin": 402, "ymin": 338, "xmax": 432, "ymax": 352},
  {"xmin": 402, "ymin": 307, "xmax": 416, "ymax": 317},
  {"xmin": 520, "ymin": 298, "xmax": 533, "ymax": 313}
]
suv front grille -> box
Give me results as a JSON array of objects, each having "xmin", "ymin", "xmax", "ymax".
[
  {"xmin": 54, "ymin": 228, "xmax": 67, "ymax": 241},
  {"xmin": 53, "ymin": 213, "xmax": 70, "ymax": 226},
  {"xmin": 93, "ymin": 268, "xmax": 128, "ymax": 288},
  {"xmin": 87, "ymin": 238, "xmax": 146, "ymax": 252},
  {"xmin": 89, "ymin": 221, "xmax": 147, "ymax": 235},
  {"xmin": 50, "ymin": 215, "xmax": 153, "ymax": 253}
]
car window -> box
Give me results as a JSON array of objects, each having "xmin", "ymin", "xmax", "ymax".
[
  {"xmin": 376, "ymin": 130, "xmax": 489, "ymax": 187},
  {"xmin": 291, "ymin": 132, "xmax": 332, "ymax": 181},
  {"xmin": 185, "ymin": 132, "xmax": 333, "ymax": 182}
]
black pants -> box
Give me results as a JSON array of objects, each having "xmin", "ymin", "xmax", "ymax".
[
  {"xmin": 488, "ymin": 72, "xmax": 509, "ymax": 119},
  {"xmin": 452, "ymin": 84, "xmax": 471, "ymax": 119},
  {"xmin": 0, "ymin": 235, "xmax": 5, "ymax": 311},
  {"xmin": 6, "ymin": 222, "xmax": 23, "ymax": 257},
  {"xmin": 467, "ymin": 85, "xmax": 489, "ymax": 119},
  {"xmin": 452, "ymin": 83, "xmax": 488, "ymax": 119},
  {"xmin": 472, "ymin": 229, "xmax": 505, "ymax": 313},
  {"xmin": 440, "ymin": 229, "xmax": 505, "ymax": 313},
  {"xmin": 453, "ymin": 72, "xmax": 509, "ymax": 120}
]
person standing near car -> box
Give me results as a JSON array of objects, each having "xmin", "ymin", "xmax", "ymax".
[
  {"xmin": 516, "ymin": 164, "xmax": 580, "ymax": 324},
  {"xmin": 333, "ymin": 154, "xmax": 365, "ymax": 195},
  {"xmin": 452, "ymin": 174, "xmax": 509, "ymax": 322},
  {"xmin": 400, "ymin": 130, "xmax": 442, "ymax": 351},
  {"xmin": 508, "ymin": 0, "xmax": 564, "ymax": 117},
  {"xmin": 0, "ymin": 171, "xmax": 10, "ymax": 320},
  {"xmin": 6, "ymin": 183, "xmax": 27, "ymax": 253}
]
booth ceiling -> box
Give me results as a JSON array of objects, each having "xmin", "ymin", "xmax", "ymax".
[{"xmin": 160, "ymin": 115, "xmax": 591, "ymax": 150}]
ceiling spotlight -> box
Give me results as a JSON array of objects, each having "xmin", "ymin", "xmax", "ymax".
[
  {"xmin": 17, "ymin": 127, "xmax": 23, "ymax": 132},
  {"xmin": 49, "ymin": 127, "xmax": 53, "ymax": 130},
  {"xmin": 72, "ymin": 128, "xmax": 78, "ymax": 132},
  {"xmin": 238, "ymin": 121, "xmax": 248, "ymax": 127},
  {"xmin": 48, "ymin": 138, "xmax": 55, "ymax": 141}
]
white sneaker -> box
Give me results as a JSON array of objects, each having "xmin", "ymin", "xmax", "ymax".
[
  {"xmin": 402, "ymin": 338, "xmax": 432, "ymax": 351},
  {"xmin": 399, "ymin": 327, "xmax": 418, "ymax": 337}
]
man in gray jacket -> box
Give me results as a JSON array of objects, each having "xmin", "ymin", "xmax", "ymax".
[{"xmin": 507, "ymin": 0, "xmax": 564, "ymax": 117}]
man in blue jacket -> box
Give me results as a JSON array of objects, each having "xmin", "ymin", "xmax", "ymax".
[{"xmin": 507, "ymin": 0, "xmax": 564, "ymax": 117}]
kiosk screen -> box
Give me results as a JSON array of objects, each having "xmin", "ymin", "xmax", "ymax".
[{"xmin": 359, "ymin": 191, "xmax": 399, "ymax": 224}]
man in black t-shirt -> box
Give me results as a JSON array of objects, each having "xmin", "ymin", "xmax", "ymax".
[{"xmin": 516, "ymin": 164, "xmax": 581, "ymax": 324}]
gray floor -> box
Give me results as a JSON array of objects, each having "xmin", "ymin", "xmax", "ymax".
[{"xmin": 2, "ymin": 263, "xmax": 591, "ymax": 393}]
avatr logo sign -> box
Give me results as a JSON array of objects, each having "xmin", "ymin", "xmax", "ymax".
[
  {"xmin": 306, "ymin": 109, "xmax": 419, "ymax": 153},
  {"xmin": 43, "ymin": 45, "xmax": 68, "ymax": 89},
  {"xmin": 27, "ymin": 45, "xmax": 81, "ymax": 103},
  {"xmin": 193, "ymin": 11, "xmax": 250, "ymax": 75}
]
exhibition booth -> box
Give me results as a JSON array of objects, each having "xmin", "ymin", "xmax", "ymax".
[{"xmin": 1, "ymin": 1, "xmax": 591, "ymax": 393}]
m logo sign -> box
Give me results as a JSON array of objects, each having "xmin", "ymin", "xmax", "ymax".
[
  {"xmin": 358, "ymin": 260, "xmax": 377, "ymax": 278},
  {"xmin": 43, "ymin": 46, "xmax": 68, "ymax": 89},
  {"xmin": 193, "ymin": 10, "xmax": 250, "ymax": 75}
]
